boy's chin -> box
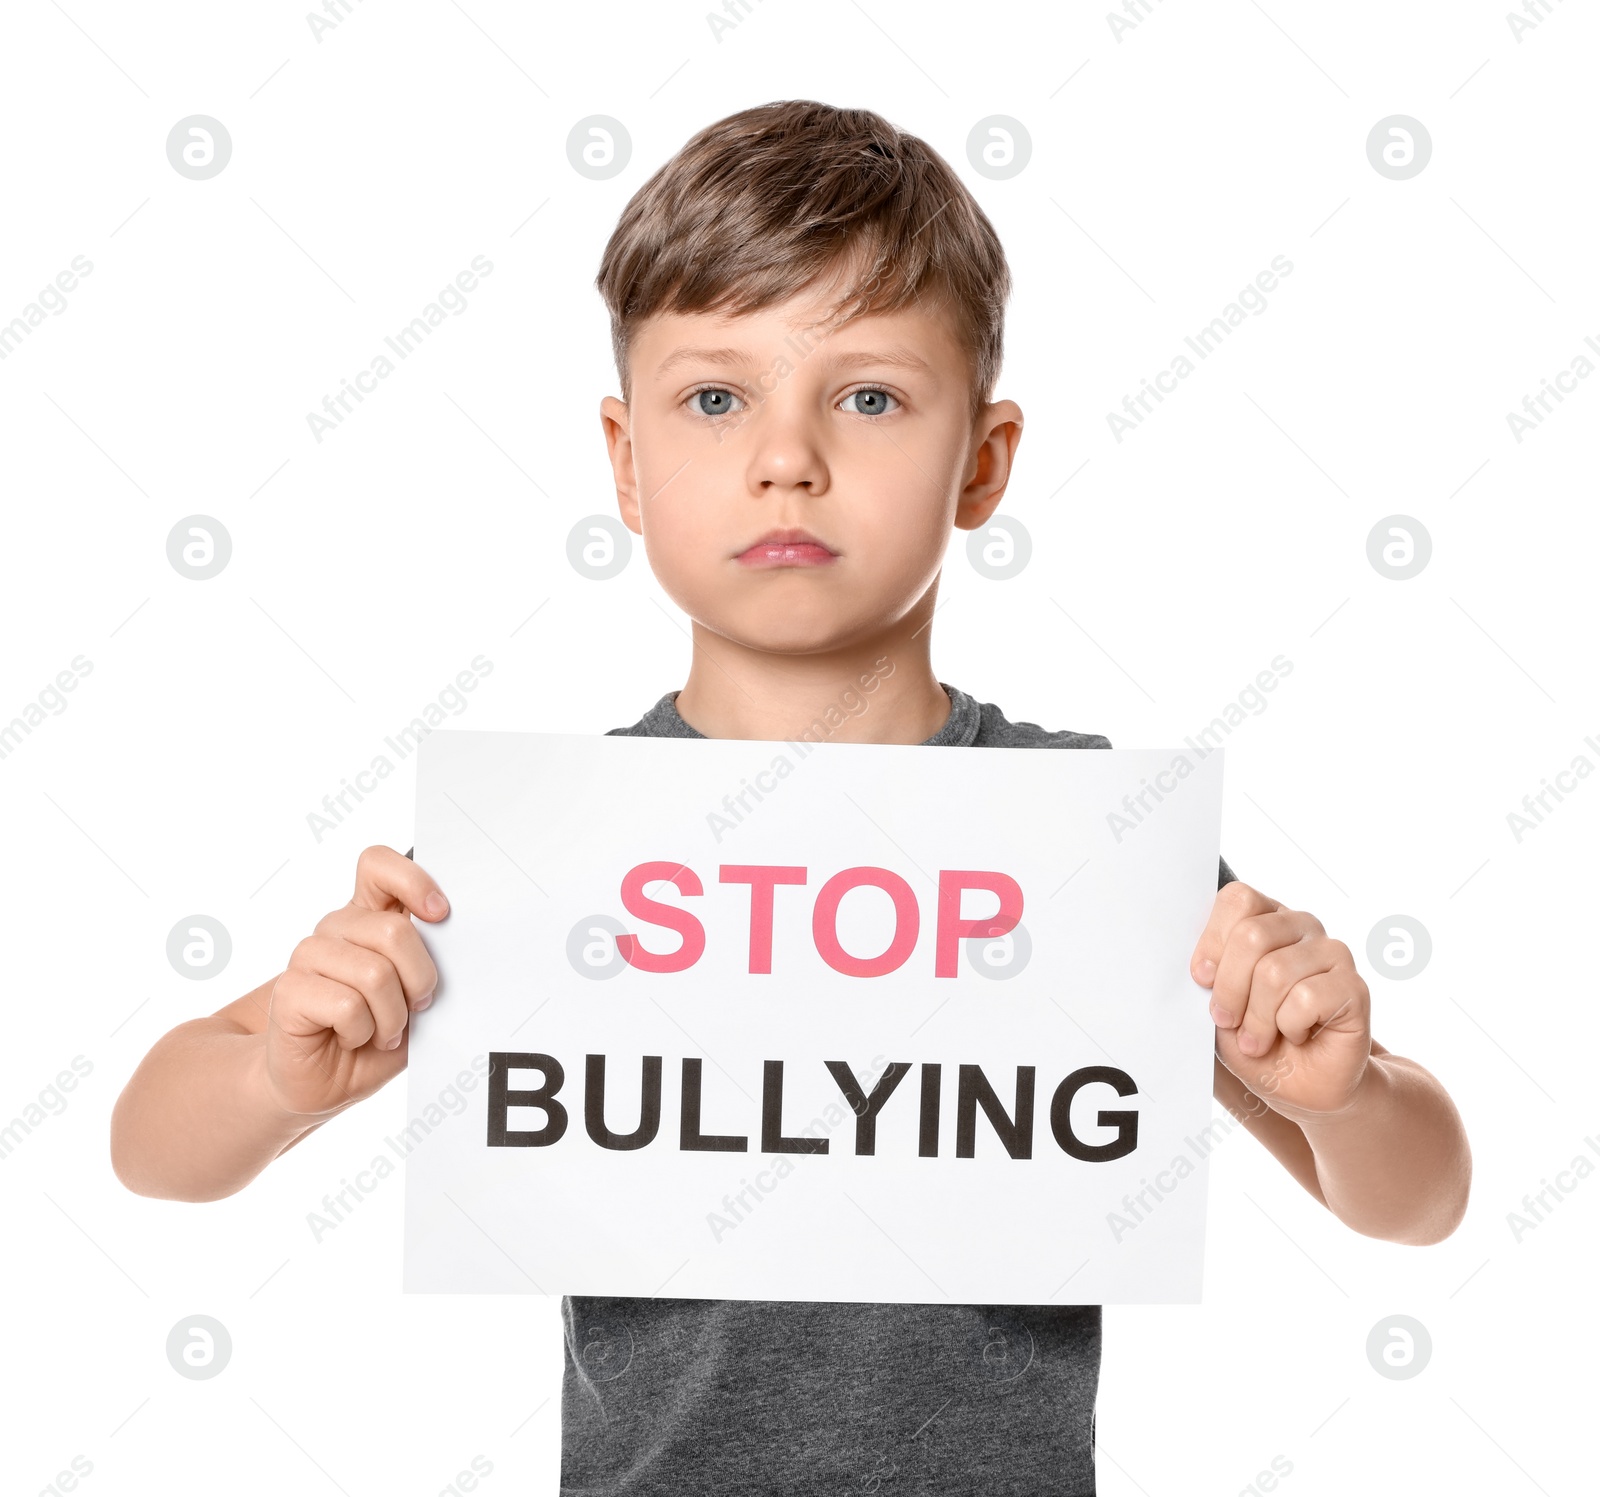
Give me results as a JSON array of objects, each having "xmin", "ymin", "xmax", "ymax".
[
  {"xmin": 714, "ymin": 625, "xmax": 860, "ymax": 657},
  {"xmin": 696, "ymin": 608, "xmax": 883, "ymax": 659}
]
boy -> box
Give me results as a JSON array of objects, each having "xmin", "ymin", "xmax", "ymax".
[{"xmin": 112, "ymin": 100, "xmax": 1471, "ymax": 1493}]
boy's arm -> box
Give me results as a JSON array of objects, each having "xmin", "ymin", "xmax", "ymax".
[
  {"xmin": 110, "ymin": 846, "xmax": 448, "ymax": 1203},
  {"xmin": 1209, "ymin": 1038, "xmax": 1395, "ymax": 1204},
  {"xmin": 110, "ymin": 978, "xmax": 338, "ymax": 1201}
]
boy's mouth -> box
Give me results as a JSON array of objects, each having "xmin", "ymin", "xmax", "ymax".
[{"xmin": 734, "ymin": 527, "xmax": 839, "ymax": 568}]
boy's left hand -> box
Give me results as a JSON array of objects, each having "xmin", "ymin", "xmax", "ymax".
[{"xmin": 1190, "ymin": 881, "xmax": 1372, "ymax": 1117}]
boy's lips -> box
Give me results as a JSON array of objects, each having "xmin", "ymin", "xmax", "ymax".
[{"xmin": 734, "ymin": 528, "xmax": 839, "ymax": 568}]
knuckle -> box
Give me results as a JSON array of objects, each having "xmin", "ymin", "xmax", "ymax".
[
  {"xmin": 335, "ymin": 989, "xmax": 372, "ymax": 1029},
  {"xmin": 1240, "ymin": 920, "xmax": 1272, "ymax": 955},
  {"xmin": 1256, "ymin": 953, "xmax": 1291, "ymax": 991},
  {"xmin": 1278, "ymin": 972, "xmax": 1311, "ymax": 1008},
  {"xmin": 356, "ymin": 955, "xmax": 391, "ymax": 995}
]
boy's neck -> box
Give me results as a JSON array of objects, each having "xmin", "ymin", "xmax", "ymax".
[{"xmin": 673, "ymin": 616, "xmax": 952, "ymax": 746}]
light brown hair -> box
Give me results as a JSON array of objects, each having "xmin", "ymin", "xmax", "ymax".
[{"xmin": 595, "ymin": 99, "xmax": 1011, "ymax": 420}]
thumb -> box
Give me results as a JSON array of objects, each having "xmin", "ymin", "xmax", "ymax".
[{"xmin": 351, "ymin": 844, "xmax": 450, "ymax": 920}]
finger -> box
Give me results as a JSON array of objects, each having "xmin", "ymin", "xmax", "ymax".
[
  {"xmin": 289, "ymin": 933, "xmax": 410, "ymax": 1049},
  {"xmin": 273, "ymin": 967, "xmax": 383, "ymax": 1052},
  {"xmin": 1210, "ymin": 909, "xmax": 1317, "ymax": 1028},
  {"xmin": 314, "ymin": 906, "xmax": 438, "ymax": 1008},
  {"xmin": 1277, "ymin": 968, "xmax": 1369, "ymax": 1048},
  {"xmin": 1190, "ymin": 881, "xmax": 1278, "ymax": 986},
  {"xmin": 352, "ymin": 843, "xmax": 450, "ymax": 921},
  {"xmin": 1237, "ymin": 935, "xmax": 1341, "ymax": 1053}
]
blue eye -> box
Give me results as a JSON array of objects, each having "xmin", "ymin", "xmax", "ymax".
[
  {"xmin": 841, "ymin": 388, "xmax": 898, "ymax": 416},
  {"xmin": 690, "ymin": 387, "xmax": 742, "ymax": 418}
]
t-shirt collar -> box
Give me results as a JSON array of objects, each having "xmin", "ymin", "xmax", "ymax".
[{"xmin": 643, "ymin": 683, "xmax": 980, "ymax": 747}]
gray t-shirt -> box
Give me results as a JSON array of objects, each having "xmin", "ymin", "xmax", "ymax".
[{"xmin": 541, "ymin": 686, "xmax": 1238, "ymax": 1494}]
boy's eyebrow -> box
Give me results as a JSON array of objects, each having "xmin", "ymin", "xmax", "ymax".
[{"xmin": 654, "ymin": 345, "xmax": 934, "ymax": 378}]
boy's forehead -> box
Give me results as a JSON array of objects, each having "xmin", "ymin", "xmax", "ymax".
[{"xmin": 636, "ymin": 298, "xmax": 960, "ymax": 381}]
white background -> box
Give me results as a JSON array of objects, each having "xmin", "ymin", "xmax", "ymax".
[{"xmin": 1, "ymin": 1, "xmax": 1594, "ymax": 1493}]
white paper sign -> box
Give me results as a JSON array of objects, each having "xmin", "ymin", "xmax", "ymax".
[{"xmin": 402, "ymin": 730, "xmax": 1224, "ymax": 1305}]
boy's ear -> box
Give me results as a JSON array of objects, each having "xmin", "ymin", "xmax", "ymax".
[
  {"xmin": 953, "ymin": 399, "xmax": 1024, "ymax": 532},
  {"xmin": 600, "ymin": 395, "xmax": 643, "ymax": 535}
]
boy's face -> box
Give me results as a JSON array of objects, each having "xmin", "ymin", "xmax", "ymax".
[{"xmin": 600, "ymin": 285, "xmax": 1023, "ymax": 656}]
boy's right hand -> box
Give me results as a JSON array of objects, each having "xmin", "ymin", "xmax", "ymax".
[{"xmin": 263, "ymin": 845, "xmax": 448, "ymax": 1118}]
